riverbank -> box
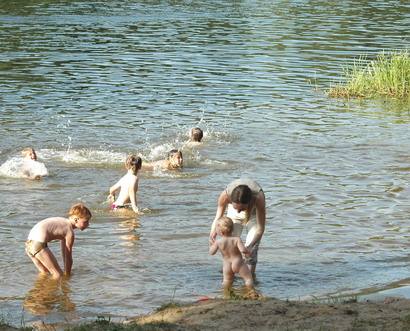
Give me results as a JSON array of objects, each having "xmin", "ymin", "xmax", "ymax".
[{"xmin": 4, "ymin": 295, "xmax": 410, "ymax": 331}]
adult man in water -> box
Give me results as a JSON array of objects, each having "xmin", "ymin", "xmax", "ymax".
[{"xmin": 209, "ymin": 178, "xmax": 266, "ymax": 278}]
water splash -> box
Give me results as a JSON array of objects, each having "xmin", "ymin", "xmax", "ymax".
[{"xmin": 0, "ymin": 157, "xmax": 48, "ymax": 179}]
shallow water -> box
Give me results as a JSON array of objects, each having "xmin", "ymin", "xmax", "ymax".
[{"xmin": 1, "ymin": 0, "xmax": 410, "ymax": 326}]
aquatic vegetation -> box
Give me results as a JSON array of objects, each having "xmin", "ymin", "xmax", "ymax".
[{"xmin": 328, "ymin": 50, "xmax": 410, "ymax": 100}]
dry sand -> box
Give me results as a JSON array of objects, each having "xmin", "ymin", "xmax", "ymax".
[
  {"xmin": 4, "ymin": 293, "xmax": 410, "ymax": 330},
  {"xmin": 125, "ymin": 296, "xmax": 410, "ymax": 331}
]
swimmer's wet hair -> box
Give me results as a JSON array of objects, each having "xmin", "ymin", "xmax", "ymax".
[
  {"xmin": 231, "ymin": 185, "xmax": 252, "ymax": 204},
  {"xmin": 21, "ymin": 147, "xmax": 35, "ymax": 156},
  {"xmin": 167, "ymin": 149, "xmax": 183, "ymax": 159},
  {"xmin": 191, "ymin": 127, "xmax": 203, "ymax": 142},
  {"xmin": 125, "ymin": 154, "xmax": 142, "ymax": 174},
  {"xmin": 69, "ymin": 203, "xmax": 92, "ymax": 220},
  {"xmin": 218, "ymin": 216, "xmax": 233, "ymax": 235}
]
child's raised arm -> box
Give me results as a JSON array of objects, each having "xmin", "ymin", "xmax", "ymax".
[{"xmin": 209, "ymin": 241, "xmax": 219, "ymax": 255}]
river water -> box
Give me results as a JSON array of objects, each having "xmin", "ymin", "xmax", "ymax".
[{"xmin": 0, "ymin": 0, "xmax": 410, "ymax": 326}]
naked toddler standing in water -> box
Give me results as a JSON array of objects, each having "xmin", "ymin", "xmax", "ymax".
[
  {"xmin": 25, "ymin": 203, "xmax": 92, "ymax": 279},
  {"xmin": 209, "ymin": 216, "xmax": 254, "ymax": 289}
]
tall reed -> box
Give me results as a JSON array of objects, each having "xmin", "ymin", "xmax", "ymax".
[{"xmin": 328, "ymin": 50, "xmax": 410, "ymax": 100}]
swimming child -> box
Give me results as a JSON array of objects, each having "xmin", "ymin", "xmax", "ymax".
[
  {"xmin": 143, "ymin": 149, "xmax": 183, "ymax": 171},
  {"xmin": 108, "ymin": 154, "xmax": 141, "ymax": 213},
  {"xmin": 190, "ymin": 127, "xmax": 203, "ymax": 143},
  {"xmin": 21, "ymin": 147, "xmax": 48, "ymax": 180},
  {"xmin": 183, "ymin": 127, "xmax": 204, "ymax": 149},
  {"xmin": 25, "ymin": 203, "xmax": 92, "ymax": 279},
  {"xmin": 209, "ymin": 216, "xmax": 254, "ymax": 289}
]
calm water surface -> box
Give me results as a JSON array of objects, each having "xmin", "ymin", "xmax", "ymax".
[{"xmin": 1, "ymin": 0, "xmax": 410, "ymax": 326}]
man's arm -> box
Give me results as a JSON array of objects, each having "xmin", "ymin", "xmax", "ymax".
[
  {"xmin": 246, "ymin": 191, "xmax": 266, "ymax": 248},
  {"xmin": 62, "ymin": 232, "xmax": 74, "ymax": 276},
  {"xmin": 209, "ymin": 191, "xmax": 229, "ymax": 243}
]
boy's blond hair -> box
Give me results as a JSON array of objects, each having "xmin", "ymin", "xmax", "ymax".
[
  {"xmin": 21, "ymin": 147, "xmax": 35, "ymax": 157},
  {"xmin": 68, "ymin": 203, "xmax": 92, "ymax": 220},
  {"xmin": 218, "ymin": 216, "xmax": 233, "ymax": 236}
]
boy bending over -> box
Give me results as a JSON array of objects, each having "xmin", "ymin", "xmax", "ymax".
[
  {"xmin": 209, "ymin": 216, "xmax": 254, "ymax": 289},
  {"xmin": 25, "ymin": 203, "xmax": 92, "ymax": 279}
]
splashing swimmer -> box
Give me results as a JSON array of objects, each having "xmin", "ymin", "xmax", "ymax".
[
  {"xmin": 108, "ymin": 154, "xmax": 142, "ymax": 214},
  {"xmin": 25, "ymin": 203, "xmax": 92, "ymax": 279},
  {"xmin": 183, "ymin": 127, "xmax": 204, "ymax": 149},
  {"xmin": 143, "ymin": 149, "xmax": 183, "ymax": 171},
  {"xmin": 21, "ymin": 147, "xmax": 48, "ymax": 180},
  {"xmin": 209, "ymin": 178, "xmax": 266, "ymax": 278}
]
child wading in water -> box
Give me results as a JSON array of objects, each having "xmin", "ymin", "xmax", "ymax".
[
  {"xmin": 109, "ymin": 154, "xmax": 142, "ymax": 213},
  {"xmin": 25, "ymin": 203, "xmax": 92, "ymax": 279},
  {"xmin": 209, "ymin": 216, "xmax": 254, "ymax": 290}
]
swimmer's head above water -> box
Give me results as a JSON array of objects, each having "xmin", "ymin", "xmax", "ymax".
[
  {"xmin": 167, "ymin": 149, "xmax": 183, "ymax": 169},
  {"xmin": 190, "ymin": 127, "xmax": 203, "ymax": 142},
  {"xmin": 22, "ymin": 147, "xmax": 37, "ymax": 161}
]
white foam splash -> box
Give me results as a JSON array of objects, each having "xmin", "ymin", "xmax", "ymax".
[
  {"xmin": 40, "ymin": 149, "xmax": 126, "ymax": 164},
  {"xmin": 0, "ymin": 157, "xmax": 48, "ymax": 179}
]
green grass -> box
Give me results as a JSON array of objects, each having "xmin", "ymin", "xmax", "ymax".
[
  {"xmin": 64, "ymin": 316, "xmax": 180, "ymax": 331},
  {"xmin": 328, "ymin": 50, "xmax": 410, "ymax": 100}
]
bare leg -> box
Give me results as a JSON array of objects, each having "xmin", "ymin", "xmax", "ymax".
[
  {"xmin": 222, "ymin": 262, "xmax": 234, "ymax": 289},
  {"xmin": 26, "ymin": 250, "xmax": 49, "ymax": 274},
  {"xmin": 248, "ymin": 263, "xmax": 256, "ymax": 279},
  {"xmin": 239, "ymin": 264, "xmax": 254, "ymax": 287},
  {"xmin": 35, "ymin": 247, "xmax": 64, "ymax": 279}
]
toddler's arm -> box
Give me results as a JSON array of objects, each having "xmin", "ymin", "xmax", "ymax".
[{"xmin": 209, "ymin": 241, "xmax": 219, "ymax": 255}]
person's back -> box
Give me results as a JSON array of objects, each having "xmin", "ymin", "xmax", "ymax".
[
  {"xmin": 113, "ymin": 172, "xmax": 138, "ymax": 206},
  {"xmin": 28, "ymin": 217, "xmax": 73, "ymax": 243},
  {"xmin": 109, "ymin": 154, "xmax": 141, "ymax": 213},
  {"xmin": 216, "ymin": 236, "xmax": 246, "ymax": 274}
]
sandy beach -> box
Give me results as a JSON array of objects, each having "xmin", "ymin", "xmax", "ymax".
[
  {"xmin": 4, "ymin": 288, "xmax": 410, "ymax": 331},
  {"xmin": 126, "ymin": 297, "xmax": 410, "ymax": 331}
]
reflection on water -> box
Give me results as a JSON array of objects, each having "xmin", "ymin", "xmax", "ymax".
[
  {"xmin": 23, "ymin": 275, "xmax": 75, "ymax": 316},
  {"xmin": 119, "ymin": 218, "xmax": 141, "ymax": 247}
]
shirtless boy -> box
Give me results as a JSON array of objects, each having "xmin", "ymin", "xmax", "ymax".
[
  {"xmin": 25, "ymin": 203, "xmax": 92, "ymax": 279},
  {"xmin": 209, "ymin": 216, "xmax": 254, "ymax": 288}
]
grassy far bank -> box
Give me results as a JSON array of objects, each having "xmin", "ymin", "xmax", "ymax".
[
  {"xmin": 5, "ymin": 297, "xmax": 410, "ymax": 331},
  {"xmin": 328, "ymin": 50, "xmax": 410, "ymax": 101}
]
